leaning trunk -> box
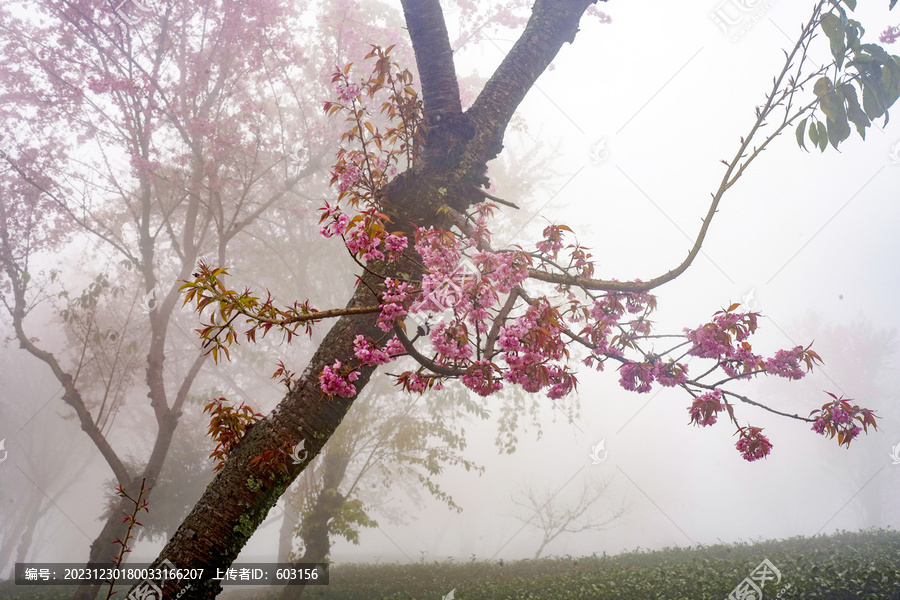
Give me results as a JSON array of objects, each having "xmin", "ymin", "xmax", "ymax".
[{"xmin": 134, "ymin": 274, "xmax": 387, "ymax": 600}]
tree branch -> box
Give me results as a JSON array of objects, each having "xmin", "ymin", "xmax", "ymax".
[
  {"xmin": 399, "ymin": 0, "xmax": 462, "ymax": 119},
  {"xmin": 463, "ymin": 0, "xmax": 594, "ymax": 167}
]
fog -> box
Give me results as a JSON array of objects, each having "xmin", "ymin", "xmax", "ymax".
[{"xmin": 1, "ymin": 0, "xmax": 899, "ymax": 586}]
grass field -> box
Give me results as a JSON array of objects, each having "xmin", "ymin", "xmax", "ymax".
[{"xmin": 3, "ymin": 528, "xmax": 898, "ymax": 600}]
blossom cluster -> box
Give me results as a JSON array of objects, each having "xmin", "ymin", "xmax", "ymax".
[
  {"xmin": 683, "ymin": 308, "xmax": 756, "ymax": 361},
  {"xmin": 764, "ymin": 346, "xmax": 805, "ymax": 380},
  {"xmin": 580, "ymin": 288, "xmax": 656, "ymax": 372},
  {"xmin": 395, "ymin": 370, "xmax": 444, "ymax": 394},
  {"xmin": 353, "ymin": 335, "xmax": 404, "ymax": 366},
  {"xmin": 618, "ymin": 358, "xmax": 690, "ymax": 394},
  {"xmin": 335, "ymin": 82, "xmax": 361, "ymax": 104},
  {"xmin": 318, "ymin": 360, "xmax": 360, "ymax": 398},
  {"xmin": 318, "ymin": 202, "xmax": 350, "ymax": 238},
  {"xmin": 618, "ymin": 361, "xmax": 654, "ymax": 393},
  {"xmin": 318, "ymin": 203, "xmax": 409, "ymax": 262},
  {"xmin": 809, "ymin": 393, "xmax": 878, "ymax": 448},
  {"xmin": 378, "ymin": 278, "xmax": 413, "ymax": 331},
  {"xmin": 734, "ymin": 426, "xmax": 773, "ymax": 462},
  {"xmin": 410, "ymin": 226, "xmax": 528, "ymax": 331},
  {"xmin": 688, "ymin": 388, "xmax": 725, "ymax": 427},
  {"xmin": 319, "ymin": 337, "xmax": 405, "ymax": 398},
  {"xmin": 336, "ymin": 162, "xmax": 362, "ymax": 193},
  {"xmin": 430, "ymin": 321, "xmax": 473, "ymax": 363},
  {"xmin": 461, "ymin": 360, "xmax": 503, "ymax": 397},
  {"xmin": 497, "ymin": 299, "xmax": 575, "ymax": 398},
  {"xmin": 536, "ymin": 223, "xmax": 566, "ymax": 257},
  {"xmin": 879, "ymin": 25, "xmax": 899, "ymax": 44}
]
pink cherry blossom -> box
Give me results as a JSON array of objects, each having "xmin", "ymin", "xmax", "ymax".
[
  {"xmin": 688, "ymin": 388, "xmax": 724, "ymax": 427},
  {"xmin": 735, "ymin": 426, "xmax": 772, "ymax": 462},
  {"xmin": 461, "ymin": 360, "xmax": 503, "ymax": 396},
  {"xmin": 879, "ymin": 26, "xmax": 899, "ymax": 44},
  {"xmin": 335, "ymin": 82, "xmax": 361, "ymax": 104},
  {"xmin": 618, "ymin": 360, "xmax": 654, "ymax": 393},
  {"xmin": 353, "ymin": 335, "xmax": 394, "ymax": 366},
  {"xmin": 319, "ymin": 360, "xmax": 360, "ymax": 398},
  {"xmin": 378, "ymin": 278, "xmax": 412, "ymax": 331},
  {"xmin": 764, "ymin": 346, "xmax": 805, "ymax": 380}
]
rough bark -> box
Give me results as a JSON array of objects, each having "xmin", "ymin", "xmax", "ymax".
[
  {"xmin": 142, "ymin": 272, "xmax": 388, "ymax": 600},
  {"xmin": 131, "ymin": 2, "xmax": 596, "ymax": 598}
]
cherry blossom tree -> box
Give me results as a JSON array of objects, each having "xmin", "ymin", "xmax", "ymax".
[
  {"xmin": 0, "ymin": 0, "xmax": 549, "ymax": 596},
  {"xmin": 109, "ymin": 1, "xmax": 899, "ymax": 598}
]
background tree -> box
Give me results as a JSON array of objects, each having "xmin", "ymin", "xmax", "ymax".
[
  {"xmin": 0, "ymin": 1, "xmax": 369, "ymax": 598},
  {"xmin": 511, "ymin": 477, "xmax": 629, "ymax": 559}
]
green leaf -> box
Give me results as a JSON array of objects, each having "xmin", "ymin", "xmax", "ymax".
[
  {"xmin": 820, "ymin": 86, "xmax": 846, "ymax": 124},
  {"xmin": 813, "ymin": 77, "xmax": 832, "ymax": 98},
  {"xmin": 809, "ymin": 120, "xmax": 820, "ymax": 148},
  {"xmin": 842, "ymin": 84, "xmax": 870, "ymax": 139},
  {"xmin": 892, "ymin": 0, "xmax": 898, "ymax": 10},
  {"xmin": 817, "ymin": 121, "xmax": 828, "ymax": 152},
  {"xmin": 886, "ymin": 60, "xmax": 900, "ymax": 108},
  {"xmin": 820, "ymin": 14, "xmax": 846, "ymax": 69},
  {"xmin": 846, "ymin": 19, "xmax": 863, "ymax": 53},
  {"xmin": 861, "ymin": 45, "xmax": 900, "ymax": 103},
  {"xmin": 826, "ymin": 114, "xmax": 851, "ymax": 149},
  {"xmin": 796, "ymin": 117, "xmax": 808, "ymax": 150},
  {"xmin": 842, "ymin": 0, "xmax": 856, "ymax": 8},
  {"xmin": 828, "ymin": 0, "xmax": 848, "ymax": 22},
  {"xmin": 862, "ymin": 79, "xmax": 886, "ymax": 121}
]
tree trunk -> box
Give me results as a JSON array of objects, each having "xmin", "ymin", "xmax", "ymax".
[
  {"xmin": 130, "ymin": 3, "xmax": 593, "ymax": 598},
  {"xmin": 71, "ymin": 407, "xmax": 188, "ymax": 600},
  {"xmin": 136, "ymin": 274, "xmax": 387, "ymax": 600}
]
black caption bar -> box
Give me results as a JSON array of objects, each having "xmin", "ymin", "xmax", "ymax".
[{"xmin": 15, "ymin": 563, "xmax": 329, "ymax": 586}]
